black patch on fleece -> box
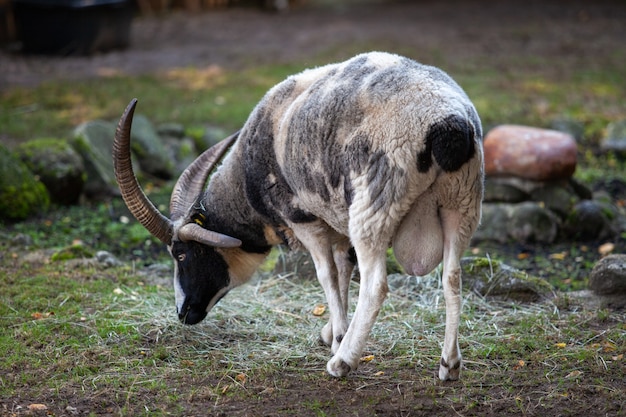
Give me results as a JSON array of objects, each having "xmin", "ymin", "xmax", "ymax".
[
  {"xmin": 418, "ymin": 115, "xmax": 476, "ymax": 173},
  {"xmin": 243, "ymin": 104, "xmax": 317, "ymax": 227}
]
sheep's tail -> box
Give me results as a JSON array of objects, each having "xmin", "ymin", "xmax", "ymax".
[{"xmin": 425, "ymin": 114, "xmax": 477, "ymax": 173}]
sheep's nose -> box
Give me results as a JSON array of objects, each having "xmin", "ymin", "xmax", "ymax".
[{"xmin": 178, "ymin": 305, "xmax": 207, "ymax": 325}]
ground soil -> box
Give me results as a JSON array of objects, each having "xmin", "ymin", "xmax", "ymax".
[{"xmin": 1, "ymin": 1, "xmax": 625, "ymax": 416}]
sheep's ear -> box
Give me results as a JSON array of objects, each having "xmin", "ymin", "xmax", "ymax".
[{"xmin": 178, "ymin": 223, "xmax": 242, "ymax": 248}]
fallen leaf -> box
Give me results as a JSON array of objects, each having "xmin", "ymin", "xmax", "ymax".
[
  {"xmin": 374, "ymin": 371, "xmax": 385, "ymax": 376},
  {"xmin": 31, "ymin": 312, "xmax": 43, "ymax": 320},
  {"xmin": 312, "ymin": 304, "xmax": 326, "ymax": 316},
  {"xmin": 513, "ymin": 360, "xmax": 525, "ymax": 370},
  {"xmin": 360, "ymin": 355, "xmax": 375, "ymax": 363},
  {"xmin": 565, "ymin": 370, "xmax": 582, "ymax": 379},
  {"xmin": 113, "ymin": 288, "xmax": 124, "ymax": 295},
  {"xmin": 28, "ymin": 404, "xmax": 48, "ymax": 411},
  {"xmin": 235, "ymin": 373, "xmax": 247, "ymax": 384},
  {"xmin": 554, "ymin": 342, "xmax": 567, "ymax": 349},
  {"xmin": 598, "ymin": 242, "xmax": 615, "ymax": 257},
  {"xmin": 612, "ymin": 354, "xmax": 623, "ymax": 361},
  {"xmin": 549, "ymin": 252, "xmax": 567, "ymax": 260},
  {"xmin": 602, "ymin": 342, "xmax": 617, "ymax": 352}
]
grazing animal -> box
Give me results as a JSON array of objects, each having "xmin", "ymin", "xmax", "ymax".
[{"xmin": 113, "ymin": 52, "xmax": 484, "ymax": 380}]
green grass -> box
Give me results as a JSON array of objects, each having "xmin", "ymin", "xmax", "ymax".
[{"xmin": 1, "ymin": 258, "xmax": 623, "ymax": 415}]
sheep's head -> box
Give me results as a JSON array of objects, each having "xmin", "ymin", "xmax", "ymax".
[{"xmin": 113, "ymin": 99, "xmax": 241, "ymax": 325}]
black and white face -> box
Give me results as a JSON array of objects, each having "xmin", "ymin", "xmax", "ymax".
[{"xmin": 169, "ymin": 240, "xmax": 231, "ymax": 325}]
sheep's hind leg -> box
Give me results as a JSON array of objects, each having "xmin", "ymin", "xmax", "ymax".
[
  {"xmin": 320, "ymin": 241, "xmax": 354, "ymax": 351},
  {"xmin": 438, "ymin": 208, "xmax": 467, "ymax": 381}
]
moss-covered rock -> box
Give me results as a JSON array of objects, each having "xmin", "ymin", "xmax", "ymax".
[
  {"xmin": 461, "ymin": 256, "xmax": 555, "ymax": 302},
  {"xmin": 0, "ymin": 143, "xmax": 50, "ymax": 221},
  {"xmin": 16, "ymin": 138, "xmax": 86, "ymax": 206},
  {"xmin": 51, "ymin": 243, "xmax": 95, "ymax": 262},
  {"xmin": 129, "ymin": 114, "xmax": 174, "ymax": 180},
  {"xmin": 72, "ymin": 120, "xmax": 119, "ymax": 199}
]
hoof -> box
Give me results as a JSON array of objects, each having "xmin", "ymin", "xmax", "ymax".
[
  {"xmin": 320, "ymin": 323, "xmax": 333, "ymax": 347},
  {"xmin": 327, "ymin": 356, "xmax": 353, "ymax": 378},
  {"xmin": 438, "ymin": 357, "xmax": 461, "ymax": 381}
]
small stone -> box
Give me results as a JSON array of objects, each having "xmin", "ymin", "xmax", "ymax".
[
  {"xmin": 96, "ymin": 250, "xmax": 122, "ymax": 268},
  {"xmin": 11, "ymin": 233, "xmax": 34, "ymax": 247},
  {"xmin": 601, "ymin": 119, "xmax": 626, "ymax": 154},
  {"xmin": 484, "ymin": 125, "xmax": 577, "ymax": 181},
  {"xmin": 589, "ymin": 254, "xmax": 626, "ymax": 295}
]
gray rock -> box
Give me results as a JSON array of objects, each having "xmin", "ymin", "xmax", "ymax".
[
  {"xmin": 474, "ymin": 204, "xmax": 513, "ymax": 243},
  {"xmin": 0, "ymin": 143, "xmax": 50, "ymax": 220},
  {"xmin": 530, "ymin": 183, "xmax": 578, "ymax": 218},
  {"xmin": 16, "ymin": 138, "xmax": 86, "ymax": 205},
  {"xmin": 569, "ymin": 177, "xmax": 593, "ymax": 200},
  {"xmin": 601, "ymin": 119, "xmax": 626, "ymax": 154},
  {"xmin": 196, "ymin": 126, "xmax": 230, "ymax": 152},
  {"xmin": 461, "ymin": 257, "xmax": 555, "ymax": 302},
  {"xmin": 157, "ymin": 123, "xmax": 186, "ymax": 139},
  {"xmin": 483, "ymin": 178, "xmax": 529, "ymax": 203},
  {"xmin": 564, "ymin": 200, "xmax": 615, "ymax": 240},
  {"xmin": 589, "ymin": 254, "xmax": 626, "ymax": 295},
  {"xmin": 11, "ymin": 233, "xmax": 34, "ymax": 247},
  {"xmin": 129, "ymin": 114, "xmax": 174, "ymax": 180},
  {"xmin": 72, "ymin": 120, "xmax": 119, "ymax": 198},
  {"xmin": 509, "ymin": 202, "xmax": 560, "ymax": 243},
  {"xmin": 137, "ymin": 263, "xmax": 173, "ymax": 286},
  {"xmin": 476, "ymin": 202, "xmax": 560, "ymax": 244},
  {"xmin": 96, "ymin": 250, "xmax": 122, "ymax": 268},
  {"xmin": 163, "ymin": 136, "xmax": 199, "ymax": 176}
]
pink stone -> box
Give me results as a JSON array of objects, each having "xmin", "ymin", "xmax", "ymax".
[{"xmin": 484, "ymin": 125, "xmax": 577, "ymax": 181}]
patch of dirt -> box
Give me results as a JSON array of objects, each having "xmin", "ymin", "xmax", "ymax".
[
  {"xmin": 1, "ymin": 1, "xmax": 625, "ymax": 416},
  {"xmin": 2, "ymin": 0, "xmax": 625, "ymax": 88}
]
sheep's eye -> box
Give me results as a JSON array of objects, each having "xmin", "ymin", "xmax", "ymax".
[{"xmin": 177, "ymin": 253, "xmax": 186, "ymax": 262}]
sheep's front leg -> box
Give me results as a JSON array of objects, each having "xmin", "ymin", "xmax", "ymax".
[
  {"xmin": 326, "ymin": 246, "xmax": 387, "ymax": 377},
  {"xmin": 294, "ymin": 226, "xmax": 349, "ymax": 353},
  {"xmin": 438, "ymin": 208, "xmax": 466, "ymax": 381}
]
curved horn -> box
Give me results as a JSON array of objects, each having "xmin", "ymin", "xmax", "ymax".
[
  {"xmin": 170, "ymin": 130, "xmax": 240, "ymax": 221},
  {"xmin": 113, "ymin": 99, "xmax": 173, "ymax": 245},
  {"xmin": 178, "ymin": 223, "xmax": 242, "ymax": 248}
]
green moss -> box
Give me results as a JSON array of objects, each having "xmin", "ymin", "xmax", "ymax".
[
  {"xmin": 51, "ymin": 243, "xmax": 95, "ymax": 262},
  {"xmin": 0, "ymin": 144, "xmax": 50, "ymax": 221}
]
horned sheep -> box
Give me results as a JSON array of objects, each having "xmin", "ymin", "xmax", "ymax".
[{"xmin": 113, "ymin": 51, "xmax": 484, "ymax": 380}]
